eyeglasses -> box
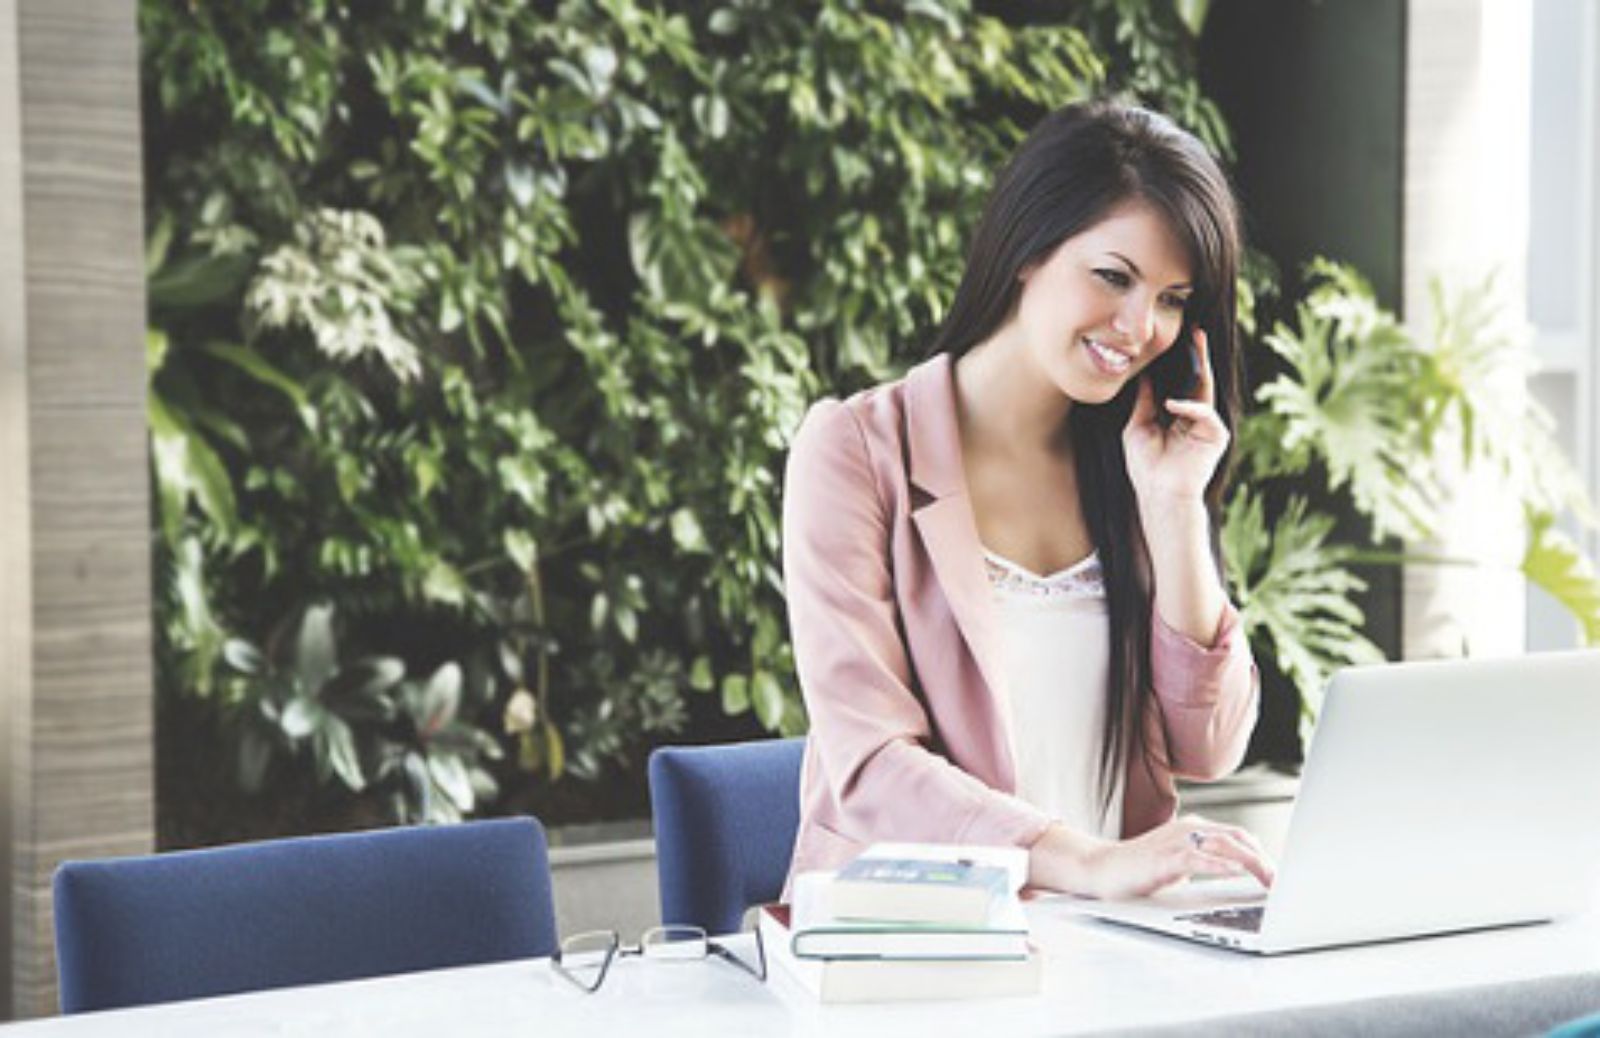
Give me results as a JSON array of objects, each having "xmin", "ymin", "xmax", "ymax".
[{"xmin": 552, "ymin": 924, "xmax": 767, "ymax": 994}]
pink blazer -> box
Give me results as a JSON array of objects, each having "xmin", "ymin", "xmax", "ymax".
[{"xmin": 781, "ymin": 353, "xmax": 1258, "ymax": 887}]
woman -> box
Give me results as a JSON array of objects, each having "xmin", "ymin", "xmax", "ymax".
[{"xmin": 781, "ymin": 100, "xmax": 1274, "ymax": 900}]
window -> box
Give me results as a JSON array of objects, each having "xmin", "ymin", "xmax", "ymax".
[{"xmin": 1526, "ymin": 0, "xmax": 1600, "ymax": 650}]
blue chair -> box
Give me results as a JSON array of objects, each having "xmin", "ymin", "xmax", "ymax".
[
  {"xmin": 53, "ymin": 816, "xmax": 558, "ymax": 1013},
  {"xmin": 649, "ymin": 738, "xmax": 805, "ymax": 936}
]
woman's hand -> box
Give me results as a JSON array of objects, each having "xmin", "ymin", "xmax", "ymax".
[
  {"xmin": 1082, "ymin": 814, "xmax": 1276, "ymax": 900},
  {"xmin": 1030, "ymin": 814, "xmax": 1276, "ymax": 900},
  {"xmin": 1122, "ymin": 328, "xmax": 1230, "ymax": 508}
]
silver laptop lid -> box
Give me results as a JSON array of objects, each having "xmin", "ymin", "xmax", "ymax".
[{"xmin": 1260, "ymin": 650, "xmax": 1600, "ymax": 951}]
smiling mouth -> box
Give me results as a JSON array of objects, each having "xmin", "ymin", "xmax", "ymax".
[{"xmin": 1083, "ymin": 336, "xmax": 1134, "ymax": 375}]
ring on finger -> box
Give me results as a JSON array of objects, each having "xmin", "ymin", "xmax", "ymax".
[{"xmin": 1188, "ymin": 830, "xmax": 1206, "ymax": 850}]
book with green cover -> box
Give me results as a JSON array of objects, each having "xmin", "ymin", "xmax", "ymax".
[
  {"xmin": 829, "ymin": 842, "xmax": 1028, "ymax": 926},
  {"xmin": 759, "ymin": 900, "xmax": 1042, "ymax": 1004},
  {"xmin": 794, "ymin": 870, "xmax": 1029, "ymax": 959}
]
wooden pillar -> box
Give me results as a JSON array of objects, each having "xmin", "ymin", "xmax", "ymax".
[{"xmin": 0, "ymin": 0, "xmax": 153, "ymax": 1018}]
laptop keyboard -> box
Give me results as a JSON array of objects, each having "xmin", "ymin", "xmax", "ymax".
[{"xmin": 1177, "ymin": 906, "xmax": 1265, "ymax": 933}]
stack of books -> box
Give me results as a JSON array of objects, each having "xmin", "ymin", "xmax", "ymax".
[{"xmin": 759, "ymin": 842, "xmax": 1042, "ymax": 1003}]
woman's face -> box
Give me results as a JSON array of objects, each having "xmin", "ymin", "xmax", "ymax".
[{"xmin": 1013, "ymin": 198, "xmax": 1194, "ymax": 406}]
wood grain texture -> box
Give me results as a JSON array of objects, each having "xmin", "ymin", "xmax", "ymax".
[
  {"xmin": 0, "ymin": 0, "xmax": 33, "ymax": 1023},
  {"xmin": 1, "ymin": 0, "xmax": 153, "ymax": 1020}
]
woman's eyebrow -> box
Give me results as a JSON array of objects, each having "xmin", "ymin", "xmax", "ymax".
[{"xmin": 1107, "ymin": 250, "xmax": 1192, "ymax": 290}]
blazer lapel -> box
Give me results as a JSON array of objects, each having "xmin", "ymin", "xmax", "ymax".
[{"xmin": 904, "ymin": 355, "xmax": 1017, "ymax": 789}]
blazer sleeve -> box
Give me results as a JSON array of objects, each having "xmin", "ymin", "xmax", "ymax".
[
  {"xmin": 1148, "ymin": 601, "xmax": 1260, "ymax": 782},
  {"xmin": 783, "ymin": 399, "xmax": 1053, "ymax": 849}
]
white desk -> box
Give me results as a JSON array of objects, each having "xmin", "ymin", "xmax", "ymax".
[{"xmin": 9, "ymin": 900, "xmax": 1600, "ymax": 1036}]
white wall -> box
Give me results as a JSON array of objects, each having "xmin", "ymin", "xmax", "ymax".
[{"xmin": 1402, "ymin": 0, "xmax": 1534, "ymax": 659}]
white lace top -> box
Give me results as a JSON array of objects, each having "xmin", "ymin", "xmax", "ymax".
[{"xmin": 984, "ymin": 547, "xmax": 1124, "ymax": 841}]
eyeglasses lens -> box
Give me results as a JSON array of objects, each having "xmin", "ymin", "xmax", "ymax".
[{"xmin": 641, "ymin": 925, "xmax": 710, "ymax": 962}]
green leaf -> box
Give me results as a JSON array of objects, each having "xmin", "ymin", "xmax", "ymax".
[
  {"xmin": 295, "ymin": 604, "xmax": 338, "ymax": 694},
  {"xmin": 422, "ymin": 560, "xmax": 468, "ymax": 607},
  {"xmin": 147, "ymin": 249, "xmax": 254, "ymax": 309},
  {"xmin": 320, "ymin": 714, "xmax": 366, "ymax": 791},
  {"xmin": 146, "ymin": 211, "xmax": 176, "ymax": 275},
  {"xmin": 505, "ymin": 161, "xmax": 535, "ymax": 206},
  {"xmin": 1223, "ymin": 489, "xmax": 1385, "ymax": 733},
  {"xmin": 420, "ymin": 662, "xmax": 463, "ymax": 735},
  {"xmin": 1523, "ymin": 512, "xmax": 1600, "ymax": 645},
  {"xmin": 518, "ymin": 730, "xmax": 542, "ymax": 771},
  {"xmin": 504, "ymin": 528, "xmax": 538, "ymax": 573},
  {"xmin": 542, "ymin": 721, "xmax": 565, "ymax": 780},
  {"xmin": 692, "ymin": 94, "xmax": 729, "ymax": 140},
  {"xmin": 582, "ymin": 45, "xmax": 617, "ymax": 88},
  {"xmin": 428, "ymin": 752, "xmax": 474, "ymax": 812},
  {"xmin": 1256, "ymin": 265, "xmax": 1438, "ymax": 540},
  {"xmin": 403, "ymin": 752, "xmax": 433, "ymax": 818},
  {"xmin": 200, "ymin": 341, "xmax": 318, "ymax": 432},
  {"xmin": 498, "ymin": 643, "xmax": 525, "ymax": 683},
  {"xmin": 752, "ymin": 671, "xmax": 785, "ymax": 730},
  {"xmin": 280, "ymin": 697, "xmax": 321, "ymax": 740},
  {"xmin": 778, "ymin": 698, "xmax": 809, "ymax": 738},
  {"xmin": 689, "ymin": 655, "xmax": 713, "ymax": 692},
  {"xmin": 166, "ymin": 536, "xmax": 227, "ymax": 695},
  {"xmin": 326, "ymin": 656, "xmax": 406, "ymax": 701},
  {"xmin": 615, "ymin": 605, "xmax": 638, "ymax": 643},
  {"xmin": 1422, "ymin": 274, "xmax": 1598, "ymax": 526},
  {"xmin": 1173, "ymin": 0, "xmax": 1212, "ymax": 35},
  {"xmin": 237, "ymin": 726, "xmax": 272, "ymax": 792},
  {"xmin": 146, "ymin": 328, "xmax": 170, "ymax": 376},
  {"xmin": 670, "ymin": 507, "xmax": 708, "ymax": 553},
  {"xmin": 223, "ymin": 639, "xmax": 265, "ymax": 675},
  {"xmin": 148, "ymin": 392, "xmax": 239, "ymax": 539},
  {"xmin": 721, "ymin": 673, "xmax": 749, "ymax": 715},
  {"xmin": 470, "ymin": 766, "xmax": 500, "ymax": 802}
]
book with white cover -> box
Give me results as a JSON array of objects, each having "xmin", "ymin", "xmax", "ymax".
[
  {"xmin": 793, "ymin": 870, "xmax": 1029, "ymax": 959},
  {"xmin": 758, "ymin": 902, "xmax": 1042, "ymax": 1004}
]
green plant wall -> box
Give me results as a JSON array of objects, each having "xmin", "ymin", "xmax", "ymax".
[
  {"xmin": 146, "ymin": 0, "xmax": 1194, "ymax": 839},
  {"xmin": 145, "ymin": 0, "xmax": 1600, "ymax": 843}
]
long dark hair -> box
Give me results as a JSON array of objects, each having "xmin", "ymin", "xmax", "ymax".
[{"xmin": 931, "ymin": 100, "xmax": 1243, "ymax": 825}]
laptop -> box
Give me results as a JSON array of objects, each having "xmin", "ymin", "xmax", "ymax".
[{"xmin": 1065, "ymin": 650, "xmax": 1600, "ymax": 954}]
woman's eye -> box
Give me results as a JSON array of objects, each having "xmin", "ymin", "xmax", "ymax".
[
  {"xmin": 1160, "ymin": 293, "xmax": 1191, "ymax": 311},
  {"xmin": 1093, "ymin": 268, "xmax": 1131, "ymax": 289}
]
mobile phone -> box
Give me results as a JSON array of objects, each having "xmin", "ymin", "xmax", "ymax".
[{"xmin": 1147, "ymin": 318, "xmax": 1203, "ymax": 421}]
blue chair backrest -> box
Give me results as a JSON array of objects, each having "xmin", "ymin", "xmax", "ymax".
[
  {"xmin": 649, "ymin": 738, "xmax": 805, "ymax": 936},
  {"xmin": 53, "ymin": 816, "xmax": 558, "ymax": 1013}
]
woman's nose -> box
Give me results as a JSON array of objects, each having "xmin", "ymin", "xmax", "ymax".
[{"xmin": 1111, "ymin": 295, "xmax": 1156, "ymax": 344}]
